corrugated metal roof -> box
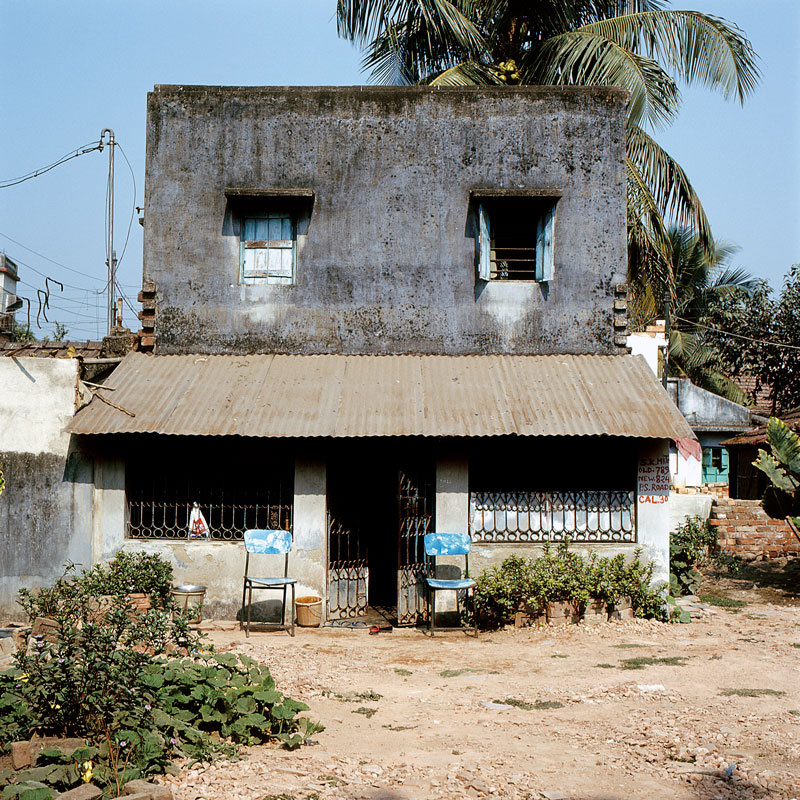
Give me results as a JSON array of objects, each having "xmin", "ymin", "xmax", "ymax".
[{"xmin": 66, "ymin": 352, "xmax": 695, "ymax": 440}]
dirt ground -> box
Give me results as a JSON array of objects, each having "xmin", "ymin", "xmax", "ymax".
[{"xmin": 156, "ymin": 567, "xmax": 800, "ymax": 800}]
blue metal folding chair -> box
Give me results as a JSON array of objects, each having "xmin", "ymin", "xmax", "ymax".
[
  {"xmin": 241, "ymin": 529, "xmax": 297, "ymax": 637},
  {"xmin": 424, "ymin": 532, "xmax": 478, "ymax": 636}
]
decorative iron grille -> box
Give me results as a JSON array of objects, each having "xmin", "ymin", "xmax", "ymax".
[
  {"xmin": 127, "ymin": 458, "xmax": 292, "ymax": 541},
  {"xmin": 470, "ymin": 490, "xmax": 635, "ymax": 543},
  {"xmin": 128, "ymin": 500, "xmax": 291, "ymax": 541},
  {"xmin": 327, "ymin": 515, "xmax": 368, "ymax": 618}
]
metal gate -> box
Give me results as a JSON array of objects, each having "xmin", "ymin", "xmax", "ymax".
[
  {"xmin": 327, "ymin": 514, "xmax": 368, "ymax": 619},
  {"xmin": 396, "ymin": 467, "xmax": 434, "ymax": 626}
]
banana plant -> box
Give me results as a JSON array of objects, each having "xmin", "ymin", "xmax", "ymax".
[{"xmin": 753, "ymin": 417, "xmax": 800, "ymax": 521}]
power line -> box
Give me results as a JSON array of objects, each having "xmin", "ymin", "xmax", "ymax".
[
  {"xmin": 0, "ymin": 141, "xmax": 102, "ymax": 188},
  {"xmin": 674, "ymin": 316, "xmax": 800, "ymax": 353},
  {"xmin": 0, "ymin": 232, "xmax": 106, "ymax": 283},
  {"xmin": 114, "ymin": 142, "xmax": 138, "ymax": 271}
]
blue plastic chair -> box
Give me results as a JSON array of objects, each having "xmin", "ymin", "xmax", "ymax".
[
  {"xmin": 241, "ymin": 529, "xmax": 297, "ymax": 637},
  {"xmin": 424, "ymin": 532, "xmax": 478, "ymax": 636}
]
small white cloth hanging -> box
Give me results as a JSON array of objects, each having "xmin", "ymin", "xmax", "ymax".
[{"xmin": 188, "ymin": 502, "xmax": 210, "ymax": 540}]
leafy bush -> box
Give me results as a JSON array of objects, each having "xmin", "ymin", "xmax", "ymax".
[
  {"xmin": 669, "ymin": 515, "xmax": 717, "ymax": 596},
  {"xmin": 2, "ymin": 564, "xmax": 320, "ymax": 797},
  {"xmin": 473, "ymin": 541, "xmax": 666, "ymax": 628},
  {"xmin": 82, "ymin": 551, "xmax": 174, "ymax": 609}
]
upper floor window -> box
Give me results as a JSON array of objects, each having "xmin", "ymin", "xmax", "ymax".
[
  {"xmin": 225, "ymin": 187, "xmax": 314, "ymax": 288},
  {"xmin": 472, "ymin": 191, "xmax": 559, "ymax": 283},
  {"xmin": 241, "ymin": 212, "xmax": 295, "ymax": 285}
]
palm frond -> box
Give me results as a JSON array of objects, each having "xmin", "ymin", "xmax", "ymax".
[
  {"xmin": 527, "ymin": 30, "xmax": 679, "ymax": 129},
  {"xmin": 627, "ymin": 125, "xmax": 711, "ymax": 251},
  {"xmin": 575, "ymin": 9, "xmax": 760, "ymax": 103},
  {"xmin": 357, "ymin": 2, "xmax": 489, "ymax": 84},
  {"xmin": 428, "ymin": 61, "xmax": 504, "ymax": 86}
]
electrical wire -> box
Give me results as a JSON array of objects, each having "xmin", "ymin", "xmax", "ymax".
[
  {"xmin": 0, "ymin": 141, "xmax": 103, "ymax": 188},
  {"xmin": 0, "ymin": 232, "xmax": 106, "ymax": 283},
  {"xmin": 114, "ymin": 142, "xmax": 137, "ymax": 270},
  {"xmin": 674, "ymin": 316, "xmax": 800, "ymax": 352},
  {"xmin": 8, "ymin": 253, "xmax": 100, "ymax": 293}
]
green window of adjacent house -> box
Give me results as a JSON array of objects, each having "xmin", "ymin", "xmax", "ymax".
[{"xmin": 702, "ymin": 446, "xmax": 729, "ymax": 484}]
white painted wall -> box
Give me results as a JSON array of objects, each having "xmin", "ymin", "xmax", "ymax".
[
  {"xmin": 627, "ymin": 333, "xmax": 665, "ymax": 377},
  {"xmin": 636, "ymin": 439, "xmax": 671, "ymax": 585},
  {"xmin": 0, "ymin": 357, "xmax": 77, "ymax": 454},
  {"xmin": 669, "ymin": 444, "xmax": 703, "ymax": 488}
]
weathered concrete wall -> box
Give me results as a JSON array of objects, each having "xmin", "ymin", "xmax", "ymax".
[
  {"xmin": 0, "ymin": 358, "xmax": 93, "ymax": 617},
  {"xmin": 668, "ymin": 378, "xmax": 752, "ymax": 431},
  {"xmin": 145, "ymin": 85, "xmax": 628, "ymax": 356}
]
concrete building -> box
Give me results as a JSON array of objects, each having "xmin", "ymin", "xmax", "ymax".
[{"xmin": 2, "ymin": 86, "xmax": 694, "ymax": 621}]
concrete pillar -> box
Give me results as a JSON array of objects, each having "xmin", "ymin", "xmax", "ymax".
[
  {"xmin": 636, "ymin": 439, "xmax": 671, "ymax": 584},
  {"xmin": 434, "ymin": 454, "xmax": 469, "ymax": 612},
  {"xmin": 435, "ymin": 454, "xmax": 469, "ymax": 534},
  {"xmin": 92, "ymin": 457, "xmax": 126, "ymax": 563},
  {"xmin": 292, "ymin": 456, "xmax": 327, "ymax": 602}
]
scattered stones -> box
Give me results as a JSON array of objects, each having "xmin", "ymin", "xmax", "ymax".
[
  {"xmin": 10, "ymin": 740, "xmax": 31, "ymax": 769},
  {"xmin": 57, "ymin": 785, "xmax": 103, "ymax": 800},
  {"xmin": 123, "ymin": 778, "xmax": 174, "ymax": 799}
]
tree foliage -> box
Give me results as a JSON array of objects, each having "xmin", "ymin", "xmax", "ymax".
[
  {"xmin": 703, "ymin": 264, "xmax": 800, "ymax": 414},
  {"xmin": 660, "ymin": 226, "xmax": 755, "ymax": 403}
]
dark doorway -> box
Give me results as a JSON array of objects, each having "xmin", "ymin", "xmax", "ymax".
[{"xmin": 326, "ymin": 441, "xmax": 434, "ymax": 623}]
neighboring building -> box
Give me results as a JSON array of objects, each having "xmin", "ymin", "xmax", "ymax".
[
  {"xmin": 666, "ymin": 378, "xmax": 756, "ymax": 490},
  {"xmin": 3, "ymin": 86, "xmax": 694, "ymax": 620},
  {"xmin": 0, "ymin": 254, "xmax": 20, "ymax": 340},
  {"xmin": 723, "ymin": 407, "xmax": 800, "ymax": 500}
]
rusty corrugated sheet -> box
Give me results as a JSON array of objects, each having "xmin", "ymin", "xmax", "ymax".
[
  {"xmin": 66, "ymin": 352, "xmax": 695, "ymax": 439},
  {"xmin": 722, "ymin": 406, "xmax": 800, "ymax": 446}
]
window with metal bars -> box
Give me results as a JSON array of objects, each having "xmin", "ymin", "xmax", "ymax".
[
  {"xmin": 126, "ymin": 445, "xmax": 293, "ymax": 541},
  {"xmin": 476, "ymin": 196, "xmax": 557, "ymax": 282}
]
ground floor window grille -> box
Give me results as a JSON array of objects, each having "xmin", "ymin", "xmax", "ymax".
[
  {"xmin": 127, "ymin": 455, "xmax": 292, "ymax": 541},
  {"xmin": 470, "ymin": 490, "xmax": 635, "ymax": 543}
]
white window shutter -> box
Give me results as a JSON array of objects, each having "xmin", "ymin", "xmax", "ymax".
[
  {"xmin": 537, "ymin": 204, "xmax": 555, "ymax": 282},
  {"xmin": 477, "ymin": 203, "xmax": 491, "ymax": 281}
]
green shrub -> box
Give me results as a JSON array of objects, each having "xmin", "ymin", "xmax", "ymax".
[
  {"xmin": 2, "ymin": 564, "xmax": 320, "ymax": 797},
  {"xmin": 669, "ymin": 516, "xmax": 717, "ymax": 596},
  {"xmin": 473, "ymin": 540, "xmax": 666, "ymax": 628},
  {"xmin": 82, "ymin": 551, "xmax": 174, "ymax": 609}
]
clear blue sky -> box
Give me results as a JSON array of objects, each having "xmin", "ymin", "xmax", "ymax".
[{"xmin": 1, "ymin": 0, "xmax": 797, "ymax": 340}]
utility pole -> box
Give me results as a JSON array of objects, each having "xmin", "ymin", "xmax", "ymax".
[{"xmin": 100, "ymin": 128, "xmax": 116, "ymax": 335}]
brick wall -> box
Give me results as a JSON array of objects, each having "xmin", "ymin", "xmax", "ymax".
[{"xmin": 710, "ymin": 498, "xmax": 800, "ymax": 560}]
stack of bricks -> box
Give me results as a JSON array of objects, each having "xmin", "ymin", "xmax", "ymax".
[
  {"xmin": 137, "ymin": 280, "xmax": 156, "ymax": 351},
  {"xmin": 710, "ymin": 498, "xmax": 799, "ymax": 560},
  {"xmin": 672, "ymin": 483, "xmax": 729, "ymax": 499}
]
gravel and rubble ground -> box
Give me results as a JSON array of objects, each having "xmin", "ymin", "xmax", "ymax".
[{"xmin": 157, "ymin": 576, "xmax": 800, "ymax": 800}]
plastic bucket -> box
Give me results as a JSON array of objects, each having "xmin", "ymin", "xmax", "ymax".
[
  {"xmin": 171, "ymin": 584, "xmax": 206, "ymax": 624},
  {"xmin": 295, "ymin": 596, "xmax": 322, "ymax": 628}
]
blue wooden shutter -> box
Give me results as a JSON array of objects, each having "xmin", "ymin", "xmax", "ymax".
[
  {"xmin": 536, "ymin": 203, "xmax": 555, "ymax": 282},
  {"xmin": 477, "ymin": 203, "xmax": 491, "ymax": 281}
]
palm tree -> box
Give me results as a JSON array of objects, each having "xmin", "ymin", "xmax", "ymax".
[
  {"xmin": 663, "ymin": 226, "xmax": 755, "ymax": 401},
  {"xmin": 336, "ymin": 0, "xmax": 759, "ymax": 305}
]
